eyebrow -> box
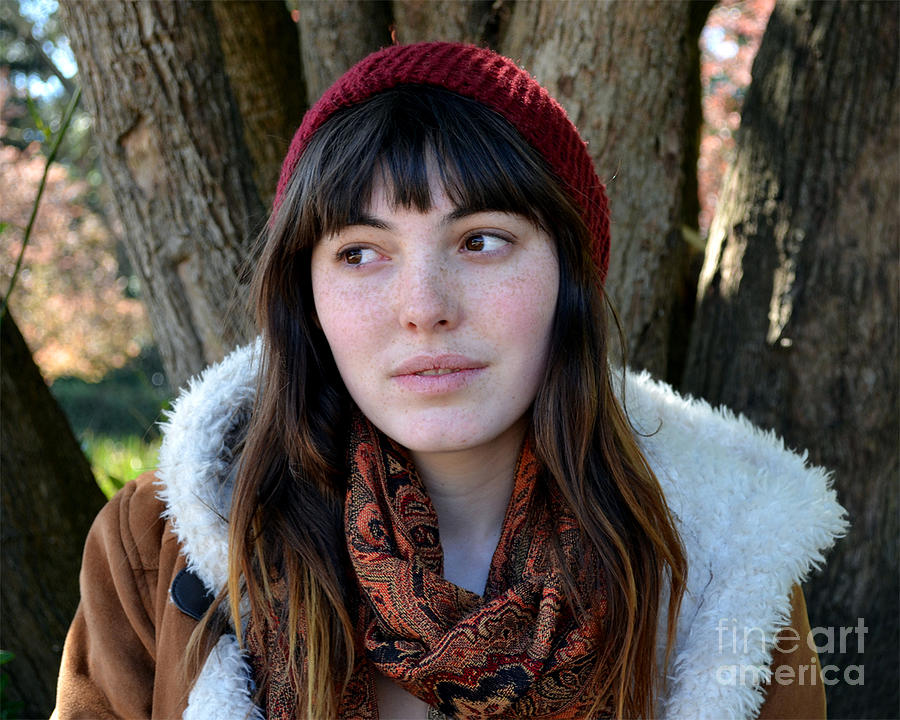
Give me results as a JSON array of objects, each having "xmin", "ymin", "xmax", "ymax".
[{"xmin": 343, "ymin": 206, "xmax": 506, "ymax": 233}]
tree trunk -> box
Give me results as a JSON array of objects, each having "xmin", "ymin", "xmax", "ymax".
[
  {"xmin": 60, "ymin": 0, "xmax": 261, "ymax": 389},
  {"xmin": 211, "ymin": 0, "xmax": 306, "ymax": 209},
  {"xmin": 503, "ymin": 0, "xmax": 712, "ymax": 379},
  {"xmin": 682, "ymin": 3, "xmax": 898, "ymax": 717},
  {"xmin": 297, "ymin": 1, "xmax": 393, "ymax": 104},
  {"xmin": 392, "ymin": 0, "xmax": 499, "ymax": 45},
  {"xmin": 0, "ymin": 312, "xmax": 107, "ymax": 718}
]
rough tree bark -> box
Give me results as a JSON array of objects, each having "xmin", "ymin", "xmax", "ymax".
[
  {"xmin": 392, "ymin": 0, "xmax": 500, "ymax": 46},
  {"xmin": 60, "ymin": 0, "xmax": 262, "ymax": 388},
  {"xmin": 1, "ymin": 313, "xmax": 107, "ymax": 717},
  {"xmin": 211, "ymin": 0, "xmax": 305, "ymax": 209},
  {"xmin": 503, "ymin": 0, "xmax": 712, "ymax": 379},
  {"xmin": 296, "ymin": 1, "xmax": 393, "ymax": 104},
  {"xmin": 682, "ymin": 3, "xmax": 898, "ymax": 718}
]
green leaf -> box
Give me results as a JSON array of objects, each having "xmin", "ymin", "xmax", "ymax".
[
  {"xmin": 0, "ymin": 651, "xmax": 13, "ymax": 666},
  {"xmin": 25, "ymin": 94, "xmax": 51, "ymax": 141}
]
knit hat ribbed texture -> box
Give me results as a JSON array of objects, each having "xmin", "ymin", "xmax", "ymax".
[{"xmin": 276, "ymin": 42, "xmax": 610, "ymax": 282}]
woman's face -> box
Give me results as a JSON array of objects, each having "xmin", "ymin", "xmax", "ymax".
[{"xmin": 310, "ymin": 175, "xmax": 558, "ymax": 458}]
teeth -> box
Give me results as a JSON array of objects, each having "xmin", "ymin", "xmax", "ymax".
[{"xmin": 416, "ymin": 368, "xmax": 460, "ymax": 376}]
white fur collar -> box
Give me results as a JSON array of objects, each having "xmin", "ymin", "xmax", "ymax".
[{"xmin": 156, "ymin": 342, "xmax": 846, "ymax": 720}]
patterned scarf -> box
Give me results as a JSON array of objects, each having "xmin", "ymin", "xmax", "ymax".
[{"xmin": 249, "ymin": 414, "xmax": 609, "ymax": 718}]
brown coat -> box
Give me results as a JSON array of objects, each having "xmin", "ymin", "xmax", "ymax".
[{"xmin": 53, "ymin": 472, "xmax": 826, "ymax": 720}]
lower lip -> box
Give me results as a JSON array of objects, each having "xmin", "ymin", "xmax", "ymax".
[{"xmin": 392, "ymin": 367, "xmax": 484, "ymax": 394}]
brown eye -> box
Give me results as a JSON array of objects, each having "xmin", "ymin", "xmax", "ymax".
[
  {"xmin": 465, "ymin": 235, "xmax": 486, "ymax": 251},
  {"xmin": 463, "ymin": 233, "xmax": 508, "ymax": 253},
  {"xmin": 340, "ymin": 247, "xmax": 380, "ymax": 266}
]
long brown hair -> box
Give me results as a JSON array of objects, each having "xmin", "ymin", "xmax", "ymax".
[{"xmin": 190, "ymin": 86, "xmax": 687, "ymax": 719}]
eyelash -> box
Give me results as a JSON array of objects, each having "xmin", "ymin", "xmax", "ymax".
[{"xmin": 334, "ymin": 231, "xmax": 514, "ymax": 266}]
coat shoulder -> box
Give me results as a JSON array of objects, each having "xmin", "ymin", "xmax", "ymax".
[{"xmin": 91, "ymin": 471, "xmax": 168, "ymax": 572}]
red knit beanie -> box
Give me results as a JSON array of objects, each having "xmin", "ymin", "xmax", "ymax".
[{"xmin": 275, "ymin": 41, "xmax": 610, "ymax": 282}]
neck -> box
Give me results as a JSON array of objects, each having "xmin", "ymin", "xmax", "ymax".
[{"xmin": 410, "ymin": 420, "xmax": 526, "ymax": 547}]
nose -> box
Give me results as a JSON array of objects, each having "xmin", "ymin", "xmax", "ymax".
[{"xmin": 395, "ymin": 259, "xmax": 459, "ymax": 332}]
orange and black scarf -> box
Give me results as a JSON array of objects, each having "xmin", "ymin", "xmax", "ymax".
[{"xmin": 249, "ymin": 414, "xmax": 608, "ymax": 718}]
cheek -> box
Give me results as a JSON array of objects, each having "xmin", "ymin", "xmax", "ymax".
[
  {"xmin": 311, "ymin": 265, "xmax": 360, "ymax": 366},
  {"xmin": 315, "ymin": 291, "xmax": 365, "ymax": 358},
  {"xmin": 311, "ymin": 270, "xmax": 393, "ymax": 386},
  {"xmin": 489, "ymin": 262, "xmax": 558, "ymax": 357}
]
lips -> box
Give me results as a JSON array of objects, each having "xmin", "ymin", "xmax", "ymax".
[
  {"xmin": 392, "ymin": 354, "xmax": 486, "ymax": 377},
  {"xmin": 391, "ymin": 354, "xmax": 486, "ymax": 394}
]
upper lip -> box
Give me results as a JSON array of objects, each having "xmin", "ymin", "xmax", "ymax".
[{"xmin": 392, "ymin": 354, "xmax": 486, "ymax": 376}]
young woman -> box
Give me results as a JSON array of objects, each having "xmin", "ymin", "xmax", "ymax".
[{"xmin": 54, "ymin": 42, "xmax": 846, "ymax": 720}]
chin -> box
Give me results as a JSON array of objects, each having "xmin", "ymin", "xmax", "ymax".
[
  {"xmin": 365, "ymin": 404, "xmax": 529, "ymax": 458},
  {"xmin": 379, "ymin": 419, "xmax": 485, "ymax": 455}
]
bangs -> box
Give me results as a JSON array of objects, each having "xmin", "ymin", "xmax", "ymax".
[{"xmin": 293, "ymin": 86, "xmax": 561, "ymax": 240}]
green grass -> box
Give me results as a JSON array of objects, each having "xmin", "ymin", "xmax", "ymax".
[{"xmin": 81, "ymin": 432, "xmax": 161, "ymax": 499}]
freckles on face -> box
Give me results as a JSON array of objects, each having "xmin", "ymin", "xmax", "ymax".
[{"xmin": 309, "ymin": 181, "xmax": 558, "ymax": 456}]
